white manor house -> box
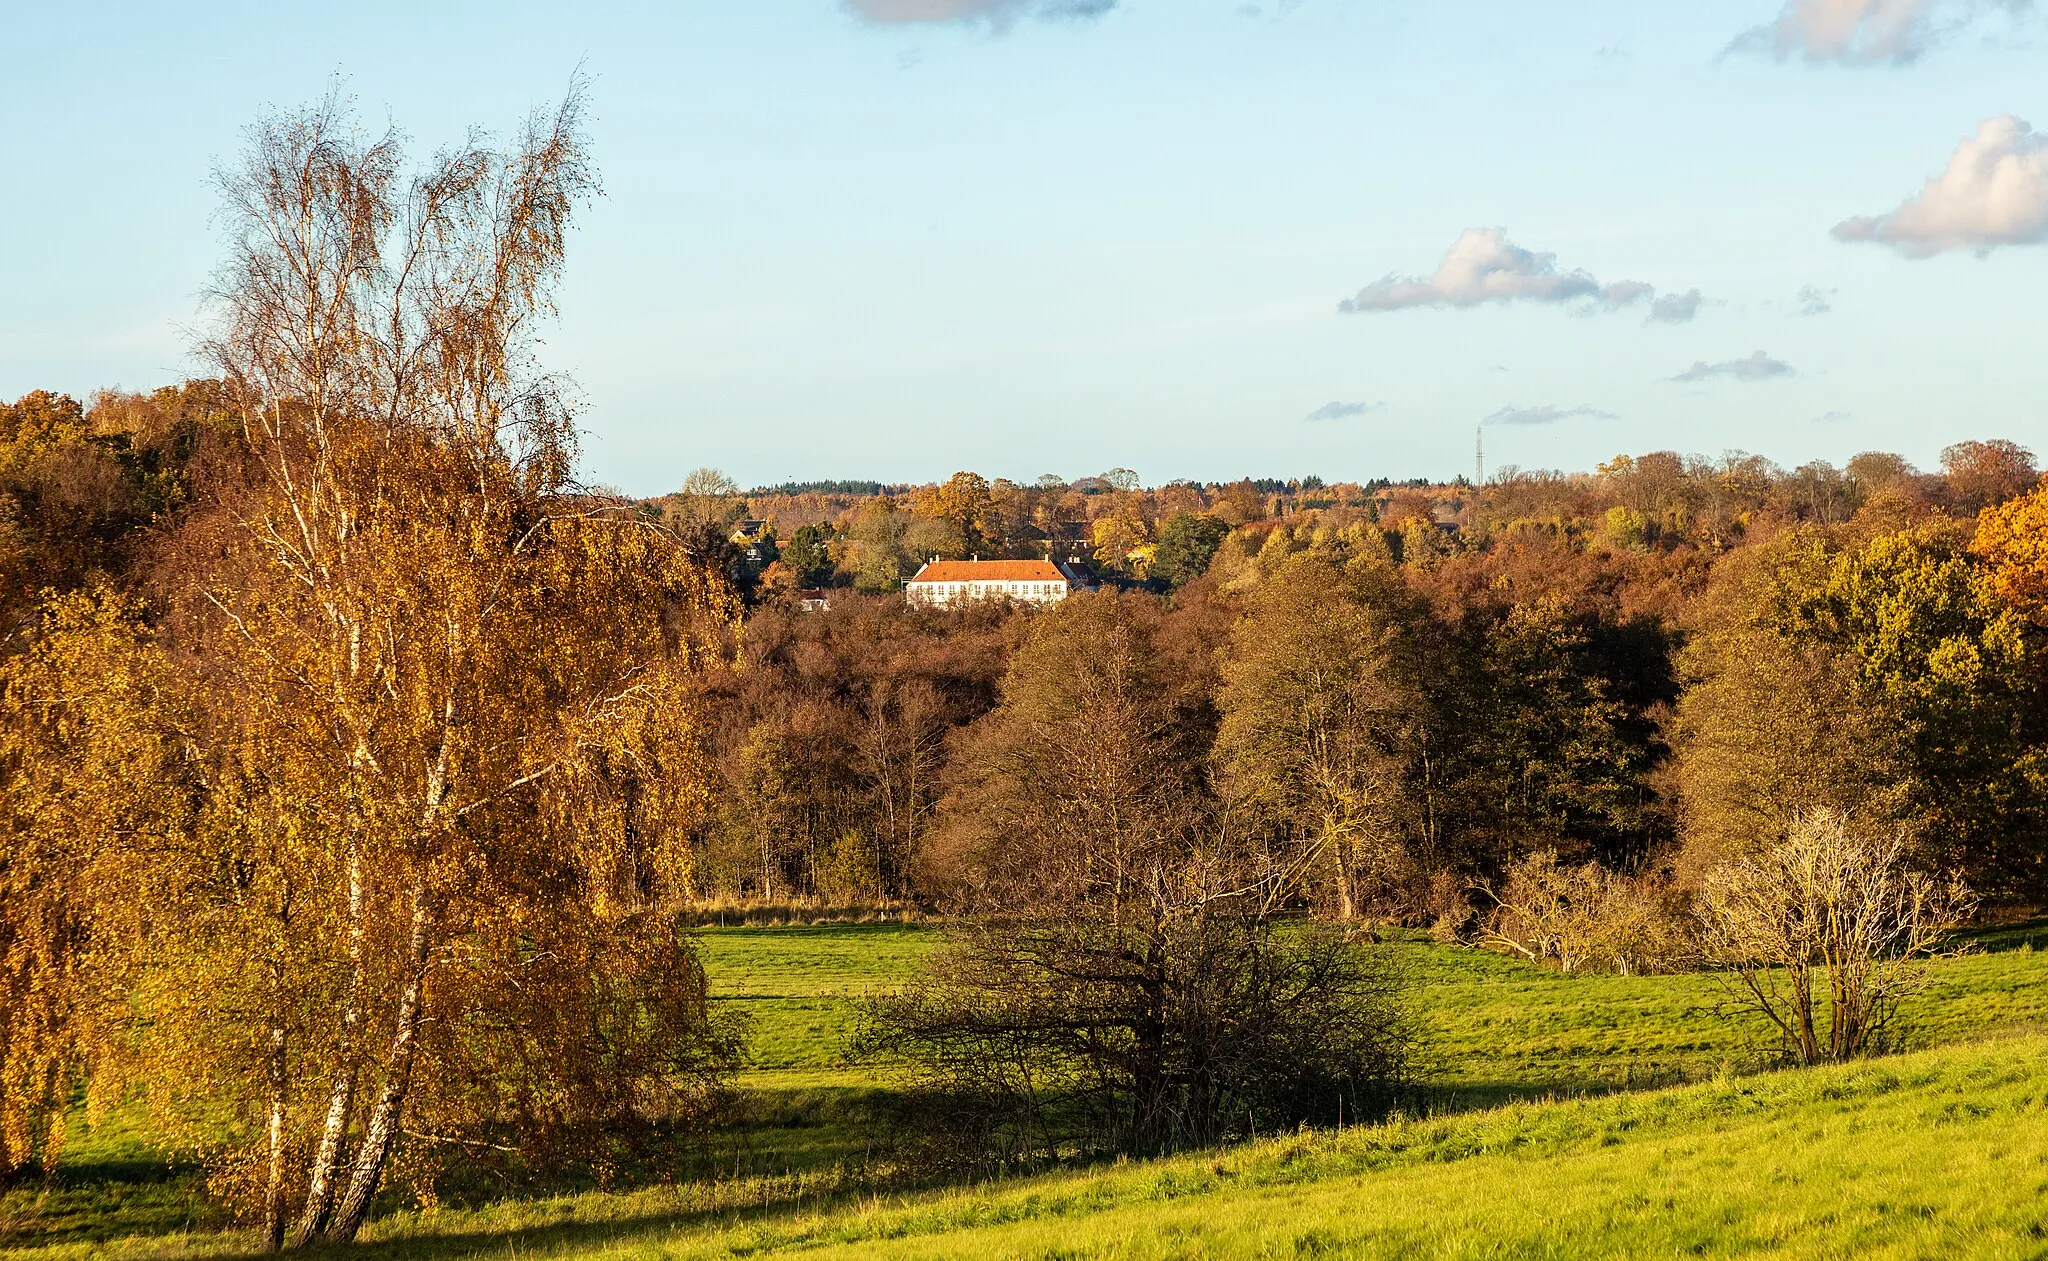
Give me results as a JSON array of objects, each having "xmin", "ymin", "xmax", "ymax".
[{"xmin": 904, "ymin": 558, "xmax": 1093, "ymax": 609}]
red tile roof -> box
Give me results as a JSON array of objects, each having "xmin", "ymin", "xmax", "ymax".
[{"xmin": 909, "ymin": 560, "xmax": 1070, "ymax": 584}]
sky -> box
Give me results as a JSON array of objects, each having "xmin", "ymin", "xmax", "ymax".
[{"xmin": 3, "ymin": 1, "xmax": 2046, "ymax": 494}]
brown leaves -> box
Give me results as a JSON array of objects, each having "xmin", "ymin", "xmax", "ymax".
[{"xmin": 2, "ymin": 83, "xmax": 736, "ymax": 1223}]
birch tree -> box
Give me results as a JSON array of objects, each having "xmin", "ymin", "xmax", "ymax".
[
  {"xmin": 183, "ymin": 81, "xmax": 743, "ymax": 1246},
  {"xmin": 0, "ymin": 82, "xmax": 742, "ymax": 1243}
]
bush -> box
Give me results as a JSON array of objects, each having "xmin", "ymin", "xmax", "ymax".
[
  {"xmin": 859, "ymin": 912, "xmax": 1410, "ymax": 1172},
  {"xmin": 1481, "ymin": 851, "xmax": 1686, "ymax": 975},
  {"xmin": 1695, "ymin": 809, "xmax": 1973, "ymax": 1064}
]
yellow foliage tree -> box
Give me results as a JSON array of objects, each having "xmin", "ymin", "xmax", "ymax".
[
  {"xmin": 0, "ymin": 588, "xmax": 190, "ymax": 1181},
  {"xmin": 1214, "ymin": 556, "xmax": 1423, "ymax": 919},
  {"xmin": 1090, "ymin": 509, "xmax": 1148, "ymax": 575},
  {"xmin": 914, "ymin": 471, "xmax": 996, "ymax": 551}
]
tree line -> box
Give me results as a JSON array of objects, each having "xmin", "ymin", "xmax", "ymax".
[{"xmin": 700, "ymin": 441, "xmax": 2048, "ymax": 916}]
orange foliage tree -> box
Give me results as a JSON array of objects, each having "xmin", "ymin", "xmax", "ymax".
[{"xmin": 1974, "ymin": 478, "xmax": 2048, "ymax": 622}]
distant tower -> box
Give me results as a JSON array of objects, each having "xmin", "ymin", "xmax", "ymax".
[{"xmin": 1475, "ymin": 425, "xmax": 1485, "ymax": 489}]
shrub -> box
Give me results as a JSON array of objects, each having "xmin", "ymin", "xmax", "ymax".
[
  {"xmin": 860, "ymin": 913, "xmax": 1410, "ymax": 1172},
  {"xmin": 1695, "ymin": 808, "xmax": 1973, "ymax": 1064},
  {"xmin": 1481, "ymin": 851, "xmax": 1686, "ymax": 975}
]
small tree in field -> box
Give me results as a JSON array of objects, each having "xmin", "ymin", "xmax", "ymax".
[
  {"xmin": 1695, "ymin": 809, "xmax": 1973, "ymax": 1065},
  {"xmin": 867, "ymin": 911, "xmax": 1407, "ymax": 1171}
]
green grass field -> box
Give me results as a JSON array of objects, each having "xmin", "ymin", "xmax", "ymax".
[
  {"xmin": 692, "ymin": 923, "xmax": 935, "ymax": 1177},
  {"xmin": 8, "ymin": 919, "xmax": 2048, "ymax": 1259},
  {"xmin": 699, "ymin": 918, "xmax": 2048, "ymax": 1108},
  {"xmin": 698, "ymin": 922, "xmax": 935, "ymax": 1090}
]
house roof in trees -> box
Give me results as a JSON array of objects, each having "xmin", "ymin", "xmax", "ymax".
[{"xmin": 909, "ymin": 559, "xmax": 1074, "ymax": 584}]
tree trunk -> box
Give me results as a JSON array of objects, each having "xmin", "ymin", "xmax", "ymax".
[
  {"xmin": 1327, "ymin": 823, "xmax": 1354, "ymax": 922},
  {"xmin": 1418, "ymin": 741, "xmax": 1440, "ymax": 866},
  {"xmin": 262, "ymin": 1022, "xmax": 288, "ymax": 1253},
  {"xmin": 1794, "ymin": 966, "xmax": 1820, "ymax": 1065},
  {"xmin": 1832, "ymin": 955, "xmax": 1864, "ymax": 1060},
  {"xmin": 323, "ymin": 891, "xmax": 433, "ymax": 1244},
  {"xmin": 288, "ymin": 843, "xmax": 364, "ymax": 1248}
]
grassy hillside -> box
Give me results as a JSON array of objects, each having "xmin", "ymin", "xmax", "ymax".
[
  {"xmin": 16, "ymin": 1035, "xmax": 2048, "ymax": 1260},
  {"xmin": 500, "ymin": 1033, "xmax": 2048, "ymax": 1259},
  {"xmin": 7, "ymin": 920, "xmax": 2048, "ymax": 1259}
]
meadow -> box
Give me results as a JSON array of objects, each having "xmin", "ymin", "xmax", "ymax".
[{"xmin": 7, "ymin": 919, "xmax": 2048, "ymax": 1260}]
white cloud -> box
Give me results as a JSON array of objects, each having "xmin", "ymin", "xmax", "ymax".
[
  {"xmin": 1482, "ymin": 404, "xmax": 1618, "ymax": 427},
  {"xmin": 846, "ymin": 0, "xmax": 1115, "ymax": 24},
  {"xmin": 1670, "ymin": 351, "xmax": 1796, "ymax": 383},
  {"xmin": 1339, "ymin": 228, "xmax": 1683, "ymax": 316},
  {"xmin": 1834, "ymin": 115, "xmax": 2048, "ymax": 256},
  {"xmin": 1304, "ymin": 400, "xmax": 1384, "ymax": 422},
  {"xmin": 1649, "ymin": 289, "xmax": 1704, "ymax": 323},
  {"xmin": 1731, "ymin": 0, "xmax": 2026, "ymax": 65},
  {"xmin": 1601, "ymin": 280, "xmax": 1656, "ymax": 307}
]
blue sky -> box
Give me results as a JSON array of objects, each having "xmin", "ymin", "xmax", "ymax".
[{"xmin": 3, "ymin": 1, "xmax": 2045, "ymax": 493}]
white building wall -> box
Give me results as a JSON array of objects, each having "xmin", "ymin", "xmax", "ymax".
[{"xmin": 906, "ymin": 579, "xmax": 1072, "ymax": 609}]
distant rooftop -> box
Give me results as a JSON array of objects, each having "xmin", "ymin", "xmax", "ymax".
[{"xmin": 908, "ymin": 559, "xmax": 1074, "ymax": 584}]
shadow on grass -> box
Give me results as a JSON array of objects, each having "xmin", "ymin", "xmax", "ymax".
[
  {"xmin": 2, "ymin": 1085, "xmax": 921, "ymax": 1259},
  {"xmin": 3, "ymin": 1156, "xmax": 853, "ymax": 1261},
  {"xmin": 5, "ymin": 1057, "xmax": 1767, "ymax": 1257},
  {"xmin": 0, "ymin": 1159, "xmax": 222, "ymax": 1251},
  {"xmin": 694, "ymin": 1085, "xmax": 907, "ymax": 1181},
  {"xmin": 10, "ymin": 1186, "xmax": 840, "ymax": 1261},
  {"xmin": 1958, "ymin": 917, "xmax": 2048, "ymax": 954},
  {"xmin": 220, "ymin": 1067, "xmax": 1753, "ymax": 1261},
  {"xmin": 242, "ymin": 1200, "xmax": 816, "ymax": 1261},
  {"xmin": 3, "ymin": 1059, "xmax": 1766, "ymax": 1261}
]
